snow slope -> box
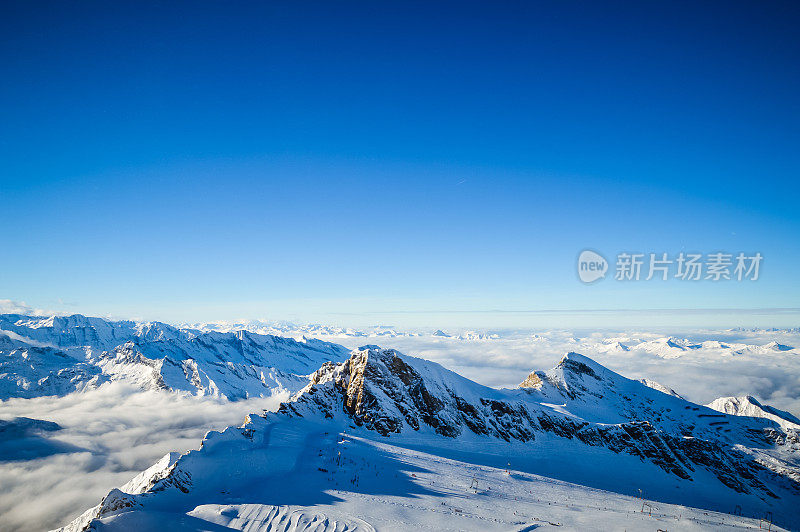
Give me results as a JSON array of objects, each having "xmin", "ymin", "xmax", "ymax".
[
  {"xmin": 61, "ymin": 347, "xmax": 800, "ymax": 531},
  {"xmin": 707, "ymin": 396, "xmax": 800, "ymax": 431},
  {"xmin": 59, "ymin": 428, "xmax": 785, "ymax": 532},
  {"xmin": 0, "ymin": 314, "xmax": 349, "ymax": 400}
]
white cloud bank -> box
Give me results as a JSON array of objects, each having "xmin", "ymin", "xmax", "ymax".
[
  {"xmin": 0, "ymin": 300, "xmax": 42, "ymax": 316},
  {"xmin": 0, "ymin": 384, "xmax": 285, "ymax": 532}
]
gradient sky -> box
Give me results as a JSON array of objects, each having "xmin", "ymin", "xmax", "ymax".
[{"xmin": 1, "ymin": 1, "xmax": 799, "ymax": 327}]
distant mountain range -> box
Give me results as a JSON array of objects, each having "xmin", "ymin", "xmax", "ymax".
[
  {"xmin": 2, "ymin": 314, "xmax": 798, "ymax": 529},
  {"xmin": 2, "ymin": 313, "xmax": 796, "ymax": 404},
  {"xmin": 0, "ymin": 314, "xmax": 349, "ymax": 400}
]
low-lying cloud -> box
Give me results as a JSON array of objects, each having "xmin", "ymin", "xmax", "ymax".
[
  {"xmin": 0, "ymin": 384, "xmax": 285, "ymax": 532},
  {"xmin": 0, "ymin": 301, "xmax": 42, "ymax": 316}
]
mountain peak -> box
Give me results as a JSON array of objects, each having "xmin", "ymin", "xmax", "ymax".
[
  {"xmin": 706, "ymin": 395, "xmax": 800, "ymax": 429},
  {"xmin": 558, "ymin": 351, "xmax": 604, "ymax": 375}
]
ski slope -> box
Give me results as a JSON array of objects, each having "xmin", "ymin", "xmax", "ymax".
[{"xmin": 60, "ymin": 423, "xmax": 786, "ymax": 531}]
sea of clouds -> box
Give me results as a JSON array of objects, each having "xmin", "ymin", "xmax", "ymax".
[
  {"xmin": 0, "ymin": 385, "xmax": 285, "ymax": 531},
  {"xmin": 1, "ymin": 326, "xmax": 799, "ymax": 531}
]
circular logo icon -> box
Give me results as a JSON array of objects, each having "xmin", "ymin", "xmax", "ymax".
[{"xmin": 577, "ymin": 250, "xmax": 608, "ymax": 283}]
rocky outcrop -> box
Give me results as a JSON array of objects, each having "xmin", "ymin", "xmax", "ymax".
[{"xmin": 283, "ymin": 347, "xmax": 800, "ymax": 502}]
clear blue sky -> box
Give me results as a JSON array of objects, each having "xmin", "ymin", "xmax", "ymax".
[{"xmin": 1, "ymin": 1, "xmax": 799, "ymax": 327}]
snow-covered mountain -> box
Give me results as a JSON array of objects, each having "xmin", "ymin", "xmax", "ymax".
[
  {"xmin": 183, "ymin": 321, "xmax": 798, "ymax": 355},
  {"xmin": 707, "ymin": 395, "xmax": 800, "ymax": 431},
  {"xmin": 182, "ymin": 320, "xmax": 424, "ymax": 341},
  {"xmin": 0, "ymin": 314, "xmax": 350, "ymax": 400},
  {"xmin": 572, "ymin": 334, "xmax": 798, "ymax": 359},
  {"xmin": 60, "ymin": 346, "xmax": 800, "ymax": 531}
]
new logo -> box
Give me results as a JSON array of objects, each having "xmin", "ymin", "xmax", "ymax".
[{"xmin": 577, "ymin": 250, "xmax": 608, "ymax": 283}]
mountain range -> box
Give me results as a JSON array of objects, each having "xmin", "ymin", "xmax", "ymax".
[
  {"xmin": 0, "ymin": 314, "xmax": 349, "ymax": 401},
  {"xmin": 1, "ymin": 314, "xmax": 798, "ymax": 530}
]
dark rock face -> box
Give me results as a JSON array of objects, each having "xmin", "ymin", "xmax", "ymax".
[
  {"xmin": 288, "ymin": 347, "xmax": 800, "ymax": 503},
  {"xmin": 307, "ymin": 349, "xmax": 448, "ymax": 436},
  {"xmin": 303, "ymin": 348, "xmax": 541, "ymax": 440}
]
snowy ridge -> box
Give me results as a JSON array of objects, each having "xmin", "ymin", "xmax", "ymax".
[
  {"xmin": 707, "ymin": 395, "xmax": 800, "ymax": 431},
  {"xmin": 0, "ymin": 314, "xmax": 350, "ymax": 400},
  {"xmin": 638, "ymin": 378, "xmax": 684, "ymax": 398},
  {"xmin": 183, "ymin": 320, "xmax": 422, "ymax": 341},
  {"xmin": 291, "ymin": 349, "xmax": 800, "ymax": 498},
  {"xmin": 60, "ymin": 346, "xmax": 800, "ymax": 531},
  {"xmin": 185, "ymin": 320, "xmax": 798, "ymax": 354},
  {"xmin": 185, "ymin": 320, "xmax": 506, "ymax": 342}
]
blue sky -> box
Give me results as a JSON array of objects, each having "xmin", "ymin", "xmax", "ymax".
[{"xmin": 1, "ymin": 1, "xmax": 799, "ymax": 327}]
